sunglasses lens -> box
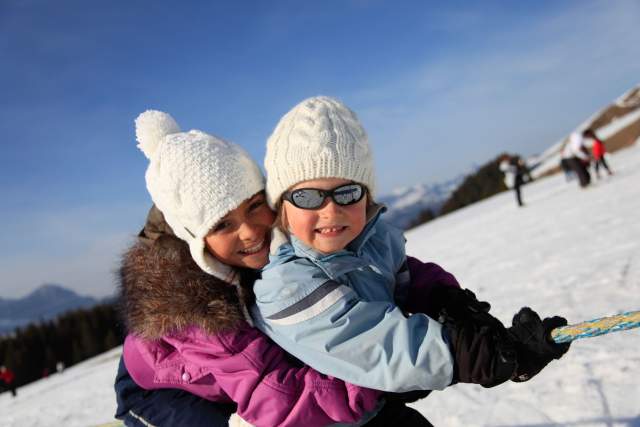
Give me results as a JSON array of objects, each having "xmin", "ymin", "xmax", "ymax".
[
  {"xmin": 333, "ymin": 184, "xmax": 363, "ymax": 205},
  {"xmin": 291, "ymin": 189, "xmax": 325, "ymax": 209},
  {"xmin": 287, "ymin": 184, "xmax": 364, "ymax": 209}
]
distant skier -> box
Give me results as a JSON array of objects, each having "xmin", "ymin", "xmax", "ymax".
[
  {"xmin": 499, "ymin": 154, "xmax": 531, "ymax": 207},
  {"xmin": 585, "ymin": 129, "xmax": 613, "ymax": 179},
  {"xmin": 0, "ymin": 365, "xmax": 17, "ymax": 397},
  {"xmin": 561, "ymin": 130, "xmax": 592, "ymax": 188}
]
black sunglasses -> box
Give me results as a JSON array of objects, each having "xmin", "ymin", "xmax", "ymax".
[{"xmin": 283, "ymin": 183, "xmax": 366, "ymax": 210}]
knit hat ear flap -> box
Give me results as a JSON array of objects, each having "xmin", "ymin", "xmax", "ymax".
[{"xmin": 135, "ymin": 110, "xmax": 181, "ymax": 159}]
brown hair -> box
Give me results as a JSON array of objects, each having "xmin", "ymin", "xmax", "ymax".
[{"xmin": 274, "ymin": 200, "xmax": 288, "ymax": 233}]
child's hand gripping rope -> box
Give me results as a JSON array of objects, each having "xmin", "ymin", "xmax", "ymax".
[
  {"xmin": 430, "ymin": 288, "xmax": 639, "ymax": 387},
  {"xmin": 507, "ymin": 307, "xmax": 570, "ymax": 382},
  {"xmin": 430, "ymin": 287, "xmax": 571, "ymax": 385},
  {"xmin": 508, "ymin": 310, "xmax": 640, "ymax": 381}
]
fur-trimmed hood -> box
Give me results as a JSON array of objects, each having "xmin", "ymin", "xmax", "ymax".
[{"xmin": 119, "ymin": 206, "xmax": 254, "ymax": 340}]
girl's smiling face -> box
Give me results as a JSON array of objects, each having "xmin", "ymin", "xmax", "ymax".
[
  {"xmin": 204, "ymin": 192, "xmax": 275, "ymax": 270},
  {"xmin": 282, "ymin": 178, "xmax": 367, "ymax": 255}
]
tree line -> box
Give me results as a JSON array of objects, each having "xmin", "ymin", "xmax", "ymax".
[
  {"xmin": 409, "ymin": 153, "xmax": 510, "ymax": 229},
  {"xmin": 0, "ymin": 302, "xmax": 124, "ymax": 390}
]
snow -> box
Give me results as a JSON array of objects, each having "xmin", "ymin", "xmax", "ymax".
[
  {"xmin": 0, "ymin": 347, "xmax": 122, "ymax": 426},
  {"xmin": 598, "ymin": 108, "xmax": 640, "ymax": 140},
  {"xmin": 2, "ymin": 145, "xmax": 640, "ymax": 426},
  {"xmin": 406, "ymin": 144, "xmax": 640, "ymax": 426}
]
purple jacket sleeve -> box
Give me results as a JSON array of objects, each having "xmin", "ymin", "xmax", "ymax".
[
  {"xmin": 403, "ymin": 256, "xmax": 461, "ymax": 318},
  {"xmin": 124, "ymin": 324, "xmax": 381, "ymax": 427}
]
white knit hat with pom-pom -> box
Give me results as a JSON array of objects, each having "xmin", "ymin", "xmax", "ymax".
[
  {"xmin": 264, "ymin": 96, "xmax": 375, "ymax": 208},
  {"xmin": 135, "ymin": 110, "xmax": 264, "ymax": 279}
]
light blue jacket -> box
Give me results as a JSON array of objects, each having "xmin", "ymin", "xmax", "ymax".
[{"xmin": 251, "ymin": 210, "xmax": 454, "ymax": 392}]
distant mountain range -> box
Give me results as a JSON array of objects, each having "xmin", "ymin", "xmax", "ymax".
[
  {"xmin": 0, "ymin": 284, "xmax": 98, "ymax": 336},
  {"xmin": 379, "ymin": 173, "xmax": 467, "ymax": 229}
]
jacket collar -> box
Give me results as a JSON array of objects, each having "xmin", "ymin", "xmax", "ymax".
[
  {"xmin": 271, "ymin": 204, "xmax": 386, "ymax": 280},
  {"xmin": 120, "ymin": 213, "xmax": 254, "ymax": 340}
]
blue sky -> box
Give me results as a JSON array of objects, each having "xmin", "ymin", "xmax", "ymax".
[{"xmin": 1, "ymin": 0, "xmax": 639, "ymax": 298}]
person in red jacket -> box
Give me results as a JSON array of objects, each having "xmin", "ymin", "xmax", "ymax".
[
  {"xmin": 0, "ymin": 365, "xmax": 17, "ymax": 397},
  {"xmin": 585, "ymin": 129, "xmax": 613, "ymax": 178}
]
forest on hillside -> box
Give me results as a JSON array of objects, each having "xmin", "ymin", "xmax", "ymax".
[{"xmin": 0, "ymin": 303, "xmax": 123, "ymax": 389}]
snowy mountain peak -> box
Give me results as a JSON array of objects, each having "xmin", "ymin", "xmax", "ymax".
[
  {"xmin": 379, "ymin": 173, "xmax": 467, "ymax": 229},
  {"xmin": 28, "ymin": 283, "xmax": 77, "ymax": 299}
]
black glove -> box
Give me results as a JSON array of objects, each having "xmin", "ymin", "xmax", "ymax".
[
  {"xmin": 437, "ymin": 288, "xmax": 517, "ymax": 388},
  {"xmin": 507, "ymin": 307, "xmax": 571, "ymax": 382},
  {"xmin": 430, "ymin": 287, "xmax": 491, "ymax": 324}
]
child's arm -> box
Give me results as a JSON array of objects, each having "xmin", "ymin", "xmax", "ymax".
[
  {"xmin": 396, "ymin": 256, "xmax": 461, "ymax": 317},
  {"xmin": 254, "ymin": 257, "xmax": 533, "ymax": 392},
  {"xmin": 124, "ymin": 326, "xmax": 381, "ymax": 427},
  {"xmin": 403, "ymin": 258, "xmax": 570, "ymax": 383},
  {"xmin": 252, "ymin": 261, "xmax": 455, "ymax": 393},
  {"xmin": 401, "ymin": 256, "xmax": 500, "ymax": 324}
]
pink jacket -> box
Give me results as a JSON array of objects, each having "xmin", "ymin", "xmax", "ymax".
[
  {"xmin": 124, "ymin": 325, "xmax": 380, "ymax": 426},
  {"xmin": 119, "ymin": 224, "xmax": 459, "ymax": 426}
]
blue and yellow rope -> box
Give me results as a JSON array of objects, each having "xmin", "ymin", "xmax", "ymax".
[{"xmin": 551, "ymin": 310, "xmax": 640, "ymax": 343}]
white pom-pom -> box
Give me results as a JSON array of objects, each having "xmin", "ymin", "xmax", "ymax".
[{"xmin": 135, "ymin": 110, "xmax": 181, "ymax": 159}]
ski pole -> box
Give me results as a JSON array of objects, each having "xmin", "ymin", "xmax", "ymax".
[{"xmin": 550, "ymin": 310, "xmax": 640, "ymax": 343}]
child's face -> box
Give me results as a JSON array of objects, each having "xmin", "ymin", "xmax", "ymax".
[
  {"xmin": 205, "ymin": 192, "xmax": 275, "ymax": 270},
  {"xmin": 283, "ymin": 178, "xmax": 367, "ymax": 255}
]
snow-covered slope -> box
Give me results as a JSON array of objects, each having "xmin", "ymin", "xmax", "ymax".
[
  {"xmin": 2, "ymin": 144, "xmax": 639, "ymax": 426},
  {"xmin": 0, "ymin": 346, "xmax": 122, "ymax": 426},
  {"xmin": 406, "ymin": 144, "xmax": 640, "ymax": 426}
]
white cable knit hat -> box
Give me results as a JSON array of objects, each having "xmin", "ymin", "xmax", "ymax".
[
  {"xmin": 264, "ymin": 96, "xmax": 375, "ymax": 207},
  {"xmin": 135, "ymin": 110, "xmax": 264, "ymax": 279}
]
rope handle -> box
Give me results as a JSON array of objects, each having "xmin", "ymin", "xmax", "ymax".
[{"xmin": 550, "ymin": 310, "xmax": 640, "ymax": 343}]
